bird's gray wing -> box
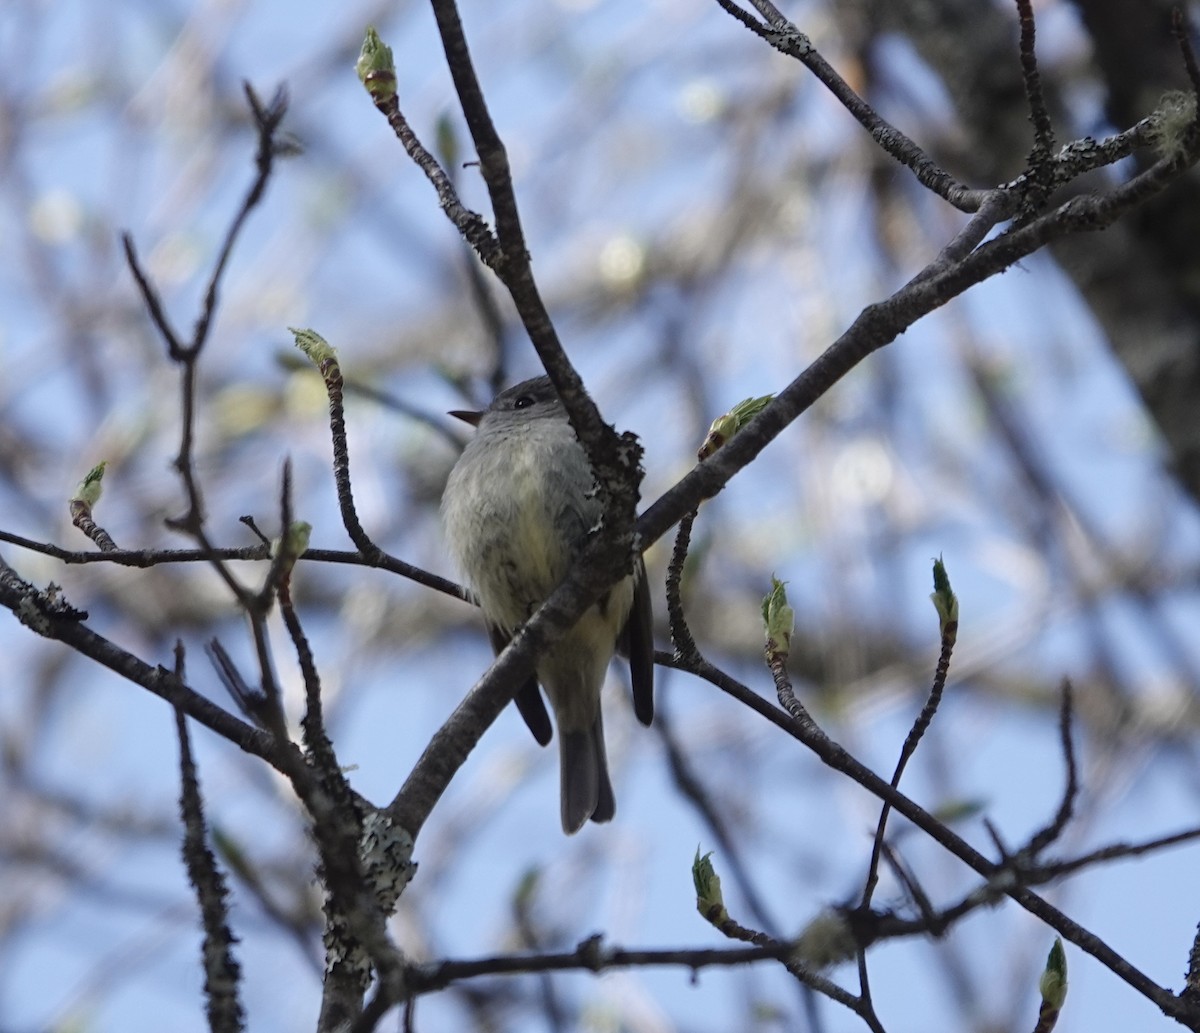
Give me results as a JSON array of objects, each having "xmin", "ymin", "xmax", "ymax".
[
  {"xmin": 619, "ymin": 557, "xmax": 655, "ymax": 726},
  {"xmin": 487, "ymin": 622, "xmax": 553, "ymax": 746}
]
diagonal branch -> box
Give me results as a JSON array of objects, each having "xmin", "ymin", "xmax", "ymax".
[
  {"xmin": 635, "ymin": 139, "xmax": 1200, "ymax": 555},
  {"xmin": 664, "ymin": 649, "xmax": 1200, "ymax": 1025},
  {"xmin": 711, "ymin": 0, "xmax": 988, "ymax": 210},
  {"xmin": 368, "ymin": 15, "xmax": 637, "ymax": 535},
  {"xmin": 0, "ymin": 554, "xmax": 287, "ymax": 768}
]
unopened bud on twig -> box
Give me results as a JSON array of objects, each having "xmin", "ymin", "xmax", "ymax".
[
  {"xmin": 929, "ymin": 555, "xmax": 958, "ymax": 635},
  {"xmin": 1039, "ymin": 937, "xmax": 1068, "ymax": 1011},
  {"xmin": 698, "ymin": 394, "xmax": 773, "ymax": 460},
  {"xmin": 356, "ymin": 27, "xmax": 397, "ymax": 104},
  {"xmin": 762, "ymin": 576, "xmax": 794, "ymax": 660},
  {"xmin": 69, "ymin": 461, "xmax": 119, "ymax": 551},
  {"xmin": 290, "ymin": 327, "xmax": 339, "ymax": 374},
  {"xmin": 71, "ymin": 461, "xmax": 107, "ymax": 508},
  {"xmin": 692, "ymin": 848, "xmax": 729, "ymax": 925}
]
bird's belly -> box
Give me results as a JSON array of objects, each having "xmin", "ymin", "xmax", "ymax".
[{"xmin": 467, "ymin": 466, "xmax": 572, "ymax": 631}]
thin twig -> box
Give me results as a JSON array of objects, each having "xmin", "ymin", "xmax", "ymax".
[
  {"xmin": 635, "ymin": 139, "xmax": 1200, "ymax": 555},
  {"xmin": 697, "ymin": 901, "xmax": 871, "ymax": 1020},
  {"xmin": 238, "ymin": 515, "xmax": 272, "ymax": 546},
  {"xmin": 0, "ymin": 553, "xmax": 285, "ymax": 767},
  {"xmin": 278, "ymin": 534, "xmax": 338, "ymax": 777},
  {"xmin": 174, "ymin": 657, "xmax": 246, "ymax": 1033},
  {"xmin": 69, "ymin": 498, "xmax": 119, "ymax": 552},
  {"xmin": 1015, "ymin": 0, "xmax": 1055, "ymax": 161},
  {"xmin": 1025, "ymin": 680, "xmax": 1079, "ymax": 857},
  {"xmin": 352, "ymin": 940, "xmax": 827, "ymax": 1033},
  {"xmin": 1038, "ymin": 825, "xmax": 1200, "ymax": 879},
  {"xmin": 880, "ymin": 844, "xmax": 937, "ymax": 929},
  {"xmin": 767, "ymin": 641, "xmax": 819, "ymax": 732},
  {"xmin": 509, "ymin": 871, "xmax": 569, "ymax": 1033},
  {"xmin": 420, "ymin": 2, "xmax": 638, "ymax": 525},
  {"xmin": 665, "ymin": 510, "xmax": 702, "ymax": 662},
  {"xmin": 660, "ymin": 648, "xmax": 1197, "ymax": 1022},
  {"xmin": 123, "ymin": 85, "xmax": 289, "ymax": 605},
  {"xmin": 205, "ymin": 638, "xmax": 270, "ymax": 726},
  {"xmin": 0, "ymin": 529, "xmax": 470, "ymax": 599},
  {"xmin": 364, "ymin": 87, "xmax": 501, "ymax": 268},
  {"xmin": 121, "ymin": 233, "xmax": 184, "ymax": 357},
  {"xmin": 1172, "ymin": 8, "xmax": 1200, "ymax": 99},
  {"xmin": 710, "ymin": 0, "xmax": 987, "ymax": 212},
  {"xmin": 310, "ymin": 342, "xmax": 434, "ymax": 592},
  {"xmin": 861, "ymin": 600, "xmax": 958, "ymax": 909},
  {"xmin": 193, "ymin": 84, "xmax": 289, "ymax": 352},
  {"xmin": 412, "ymin": 941, "xmax": 834, "ymax": 1002}
]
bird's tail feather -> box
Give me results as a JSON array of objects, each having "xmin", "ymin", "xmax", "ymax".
[{"xmin": 560, "ymin": 711, "xmax": 614, "ymax": 833}]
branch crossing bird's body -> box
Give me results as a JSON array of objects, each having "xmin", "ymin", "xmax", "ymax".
[{"xmin": 441, "ymin": 376, "xmax": 654, "ymax": 833}]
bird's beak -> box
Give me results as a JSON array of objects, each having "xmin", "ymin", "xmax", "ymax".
[{"xmin": 448, "ymin": 409, "xmax": 483, "ymax": 427}]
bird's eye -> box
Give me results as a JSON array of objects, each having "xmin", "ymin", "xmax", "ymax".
[{"xmin": 513, "ymin": 394, "xmax": 535, "ymax": 409}]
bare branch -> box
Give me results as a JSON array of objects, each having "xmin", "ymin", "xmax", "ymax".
[
  {"xmin": 0, "ymin": 529, "xmax": 469, "ymax": 599},
  {"xmin": 365, "ymin": 15, "xmax": 641, "ymax": 542},
  {"xmin": 665, "ymin": 510, "xmax": 702, "ymax": 663},
  {"xmin": 122, "ymin": 85, "xmax": 289, "ymax": 613},
  {"xmin": 861, "ymin": 562, "xmax": 959, "ymax": 911},
  {"xmin": 1041, "ymin": 826, "xmax": 1200, "ymax": 878},
  {"xmin": 1172, "ymin": 7, "xmax": 1200, "ymax": 99},
  {"xmin": 665, "ymin": 647, "xmax": 1198, "ymax": 1023},
  {"xmin": 0, "ymin": 554, "xmax": 285, "ymax": 767},
  {"xmin": 205, "ymin": 638, "xmax": 271, "ymax": 726},
  {"xmin": 191, "ymin": 84, "xmax": 289, "ymax": 355},
  {"xmin": 1025, "ymin": 680, "xmax": 1080, "ymax": 858},
  {"xmin": 362, "ymin": 84, "xmax": 501, "ymax": 268},
  {"xmin": 1015, "ymin": 0, "xmax": 1055, "ymax": 161},
  {"xmin": 637, "ymin": 140, "xmax": 1200, "ymax": 555},
  {"xmin": 710, "ymin": 0, "xmax": 988, "ymax": 210},
  {"xmin": 174, "ymin": 658, "xmax": 246, "ymax": 1033}
]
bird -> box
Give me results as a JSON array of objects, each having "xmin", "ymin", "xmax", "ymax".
[{"xmin": 441, "ymin": 375, "xmax": 654, "ymax": 833}]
